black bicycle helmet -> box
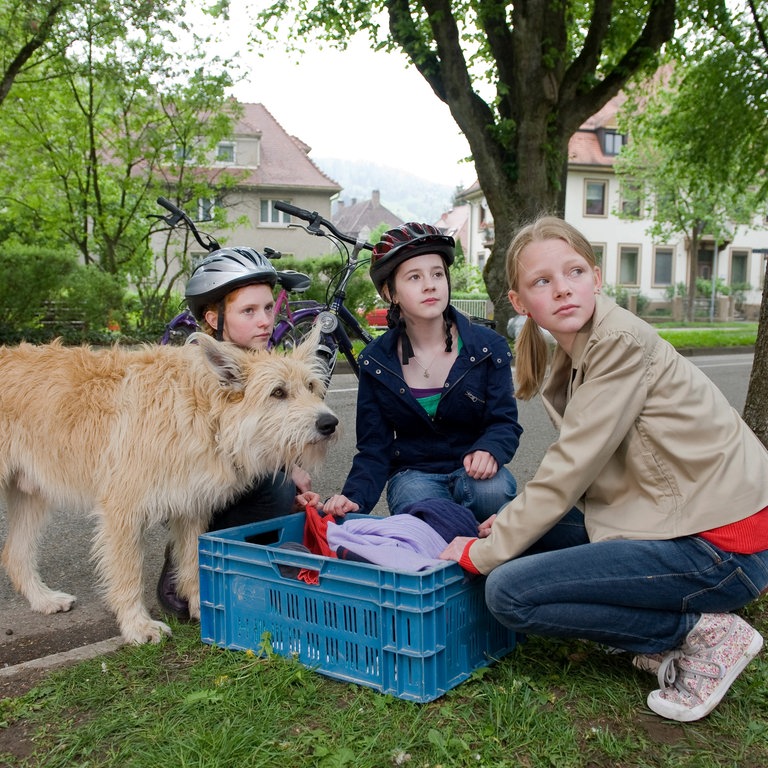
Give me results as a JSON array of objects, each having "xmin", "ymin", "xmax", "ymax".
[
  {"xmin": 370, "ymin": 223, "xmax": 455, "ymax": 295},
  {"xmin": 185, "ymin": 247, "xmax": 278, "ymax": 320}
]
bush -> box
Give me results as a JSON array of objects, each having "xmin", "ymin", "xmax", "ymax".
[
  {"xmin": 0, "ymin": 248, "xmax": 131, "ymax": 344},
  {"xmin": 62, "ymin": 267, "xmax": 126, "ymax": 331},
  {"xmin": 603, "ymin": 284, "xmax": 649, "ymax": 315},
  {"xmin": 0, "ymin": 245, "xmax": 79, "ymax": 330}
]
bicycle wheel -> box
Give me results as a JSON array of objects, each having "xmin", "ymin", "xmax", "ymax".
[
  {"xmin": 274, "ymin": 316, "xmax": 338, "ymax": 383},
  {"xmin": 274, "ymin": 316, "xmax": 317, "ymax": 352}
]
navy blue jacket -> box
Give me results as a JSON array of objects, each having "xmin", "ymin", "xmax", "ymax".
[{"xmin": 342, "ymin": 309, "xmax": 523, "ymax": 514}]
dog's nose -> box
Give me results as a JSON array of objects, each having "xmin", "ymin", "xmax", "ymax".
[{"xmin": 316, "ymin": 412, "xmax": 338, "ymax": 436}]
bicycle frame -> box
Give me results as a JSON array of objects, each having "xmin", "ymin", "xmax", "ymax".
[{"xmin": 268, "ymin": 202, "xmax": 376, "ymax": 379}]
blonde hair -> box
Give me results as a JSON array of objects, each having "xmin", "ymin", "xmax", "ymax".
[{"xmin": 506, "ymin": 216, "xmax": 596, "ymax": 400}]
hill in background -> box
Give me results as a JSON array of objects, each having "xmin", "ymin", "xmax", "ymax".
[{"xmin": 316, "ymin": 157, "xmax": 459, "ymax": 224}]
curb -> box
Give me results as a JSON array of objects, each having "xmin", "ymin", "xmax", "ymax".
[{"xmin": 0, "ymin": 636, "xmax": 125, "ymax": 679}]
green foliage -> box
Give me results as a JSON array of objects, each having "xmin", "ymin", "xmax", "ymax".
[
  {"xmin": 602, "ymin": 284, "xmax": 649, "ymax": 315},
  {"xmin": 61, "ymin": 265, "xmax": 126, "ymax": 331},
  {"xmin": 0, "ymin": 1, "xmax": 238, "ymax": 337},
  {"xmin": 664, "ymin": 282, "xmax": 688, "ymax": 300},
  {"xmin": 278, "ymin": 253, "xmax": 379, "ymax": 316},
  {"xmin": 0, "ymin": 245, "xmax": 79, "ymax": 329},
  {"xmin": 696, "ymin": 276, "xmax": 730, "ymax": 299}
]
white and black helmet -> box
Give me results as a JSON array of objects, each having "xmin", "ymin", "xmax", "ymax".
[{"xmin": 185, "ymin": 247, "xmax": 278, "ymax": 321}]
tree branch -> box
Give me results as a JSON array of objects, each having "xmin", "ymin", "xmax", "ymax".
[{"xmin": 0, "ymin": 1, "xmax": 67, "ymax": 106}]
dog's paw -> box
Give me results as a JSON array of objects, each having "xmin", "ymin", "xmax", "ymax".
[
  {"xmin": 122, "ymin": 619, "xmax": 173, "ymax": 645},
  {"xmin": 30, "ymin": 590, "xmax": 77, "ymax": 614},
  {"xmin": 188, "ymin": 594, "xmax": 201, "ymax": 621}
]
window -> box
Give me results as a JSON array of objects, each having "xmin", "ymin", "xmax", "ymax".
[
  {"xmin": 730, "ymin": 249, "xmax": 749, "ymax": 286},
  {"xmin": 618, "ymin": 245, "xmax": 640, "ymax": 285},
  {"xmin": 174, "ymin": 144, "xmax": 193, "ymax": 163},
  {"xmin": 198, "ymin": 198, "xmax": 215, "ymax": 221},
  {"xmin": 620, "ymin": 180, "xmax": 643, "ymax": 219},
  {"xmin": 600, "ymin": 129, "xmax": 625, "ymax": 156},
  {"xmin": 584, "ymin": 180, "xmax": 607, "ymax": 216},
  {"xmin": 591, "ymin": 243, "xmax": 605, "ymax": 268},
  {"xmin": 260, "ymin": 199, "xmax": 291, "ymax": 225},
  {"xmin": 216, "ymin": 142, "xmax": 235, "ymax": 163},
  {"xmin": 653, "ymin": 247, "xmax": 674, "ymax": 286}
]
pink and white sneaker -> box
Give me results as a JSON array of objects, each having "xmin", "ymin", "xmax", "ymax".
[{"xmin": 647, "ymin": 614, "xmax": 763, "ymax": 722}]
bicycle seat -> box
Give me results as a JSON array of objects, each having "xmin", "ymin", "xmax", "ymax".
[{"xmin": 277, "ymin": 270, "xmax": 311, "ymax": 293}]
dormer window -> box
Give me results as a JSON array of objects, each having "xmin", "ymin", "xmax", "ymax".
[
  {"xmin": 216, "ymin": 142, "xmax": 235, "ymax": 163},
  {"xmin": 599, "ymin": 129, "xmax": 626, "ymax": 156}
]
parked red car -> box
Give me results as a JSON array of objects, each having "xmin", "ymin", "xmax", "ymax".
[{"xmin": 365, "ymin": 307, "xmax": 388, "ymax": 328}]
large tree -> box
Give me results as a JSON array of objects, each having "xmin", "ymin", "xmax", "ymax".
[{"xmin": 250, "ymin": 0, "xmax": 681, "ymax": 327}]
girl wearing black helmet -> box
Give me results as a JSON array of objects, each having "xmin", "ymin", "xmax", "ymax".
[
  {"xmin": 322, "ymin": 223, "xmax": 522, "ymax": 523},
  {"xmin": 156, "ymin": 247, "xmax": 317, "ymax": 620}
]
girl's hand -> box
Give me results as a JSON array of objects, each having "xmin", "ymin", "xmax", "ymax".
[
  {"xmin": 463, "ymin": 450, "xmax": 498, "ymax": 480},
  {"xmin": 322, "ymin": 494, "xmax": 359, "ymax": 518},
  {"xmin": 439, "ymin": 536, "xmax": 476, "ymax": 562},
  {"xmin": 294, "ymin": 491, "xmax": 322, "ymax": 511},
  {"xmin": 478, "ymin": 514, "xmax": 497, "ymax": 538},
  {"xmin": 290, "ymin": 465, "xmax": 312, "ymax": 494}
]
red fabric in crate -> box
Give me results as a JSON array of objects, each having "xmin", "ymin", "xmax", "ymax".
[{"xmin": 299, "ymin": 506, "xmax": 338, "ymax": 583}]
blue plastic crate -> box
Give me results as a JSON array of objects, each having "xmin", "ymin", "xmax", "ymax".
[{"xmin": 199, "ymin": 513, "xmax": 517, "ymax": 702}]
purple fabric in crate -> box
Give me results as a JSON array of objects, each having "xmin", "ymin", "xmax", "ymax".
[
  {"xmin": 326, "ymin": 515, "xmax": 448, "ymax": 571},
  {"xmin": 325, "ymin": 498, "xmax": 479, "ymax": 572}
]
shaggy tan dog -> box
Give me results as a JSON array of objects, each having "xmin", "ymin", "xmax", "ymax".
[{"xmin": 0, "ymin": 332, "xmax": 338, "ymax": 644}]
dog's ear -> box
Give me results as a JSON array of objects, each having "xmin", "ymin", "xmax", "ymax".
[
  {"xmin": 188, "ymin": 332, "xmax": 246, "ymax": 393},
  {"xmin": 294, "ymin": 323, "xmax": 322, "ymax": 361}
]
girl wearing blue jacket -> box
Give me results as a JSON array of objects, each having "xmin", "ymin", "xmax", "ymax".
[{"xmin": 323, "ymin": 223, "xmax": 522, "ymax": 522}]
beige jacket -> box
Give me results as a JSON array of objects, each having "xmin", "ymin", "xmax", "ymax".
[{"xmin": 470, "ymin": 295, "xmax": 768, "ymax": 574}]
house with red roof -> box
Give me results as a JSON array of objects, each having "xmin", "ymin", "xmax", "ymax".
[{"xmin": 181, "ymin": 102, "xmax": 342, "ymax": 261}]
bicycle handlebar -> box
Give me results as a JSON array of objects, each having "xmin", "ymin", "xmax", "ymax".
[
  {"xmin": 157, "ymin": 196, "xmax": 220, "ymax": 252},
  {"xmin": 274, "ymin": 201, "xmax": 373, "ymax": 251}
]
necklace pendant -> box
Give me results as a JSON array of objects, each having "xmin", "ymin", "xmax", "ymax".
[{"xmin": 423, "ymin": 370, "xmax": 429, "ymax": 378}]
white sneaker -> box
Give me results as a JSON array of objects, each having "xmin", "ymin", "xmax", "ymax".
[{"xmin": 647, "ymin": 614, "xmax": 763, "ymax": 722}]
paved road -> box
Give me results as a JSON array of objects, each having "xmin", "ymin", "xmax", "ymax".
[{"xmin": 0, "ymin": 352, "xmax": 755, "ymax": 669}]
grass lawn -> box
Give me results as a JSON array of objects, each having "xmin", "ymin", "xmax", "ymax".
[
  {"xmin": 2, "ymin": 601, "xmax": 767, "ymax": 767},
  {"xmin": 655, "ymin": 323, "xmax": 758, "ymax": 350}
]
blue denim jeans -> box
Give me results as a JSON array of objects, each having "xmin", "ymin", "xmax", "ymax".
[
  {"xmin": 485, "ymin": 508, "xmax": 768, "ymax": 654},
  {"xmin": 386, "ymin": 466, "xmax": 517, "ymax": 523}
]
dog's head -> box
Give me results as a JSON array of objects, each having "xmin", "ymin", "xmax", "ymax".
[{"xmin": 188, "ymin": 330, "xmax": 338, "ymax": 478}]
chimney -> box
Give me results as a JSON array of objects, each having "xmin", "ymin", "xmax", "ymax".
[{"xmin": 372, "ymin": 189, "xmax": 380, "ymax": 207}]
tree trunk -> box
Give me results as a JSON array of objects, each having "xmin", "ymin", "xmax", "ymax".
[
  {"xmin": 685, "ymin": 223, "xmax": 703, "ymax": 323},
  {"xmin": 743, "ymin": 257, "xmax": 768, "ymax": 448}
]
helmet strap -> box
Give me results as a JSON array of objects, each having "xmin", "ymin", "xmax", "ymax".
[{"xmin": 215, "ymin": 300, "xmax": 226, "ymax": 341}]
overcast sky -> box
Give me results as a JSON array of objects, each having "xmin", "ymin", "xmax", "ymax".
[{"xmin": 213, "ymin": 9, "xmax": 476, "ymax": 189}]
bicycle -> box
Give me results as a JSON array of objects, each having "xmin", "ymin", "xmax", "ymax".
[
  {"xmin": 268, "ymin": 201, "xmax": 376, "ymax": 379},
  {"xmin": 153, "ymin": 197, "xmax": 314, "ymax": 346}
]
